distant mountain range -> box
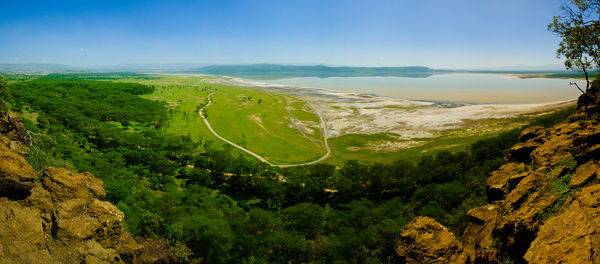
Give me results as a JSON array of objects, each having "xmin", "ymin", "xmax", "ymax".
[
  {"xmin": 0, "ymin": 63, "xmax": 576, "ymax": 79},
  {"xmin": 0, "ymin": 63, "xmax": 80, "ymax": 73},
  {"xmin": 188, "ymin": 64, "xmax": 435, "ymax": 79},
  {"xmin": 0, "ymin": 63, "xmax": 212, "ymax": 73}
]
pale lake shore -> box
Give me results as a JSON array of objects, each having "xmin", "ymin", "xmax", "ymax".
[{"xmin": 202, "ymin": 73, "xmax": 578, "ymax": 139}]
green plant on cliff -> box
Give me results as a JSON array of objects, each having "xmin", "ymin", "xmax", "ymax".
[{"xmin": 550, "ymin": 173, "xmax": 572, "ymax": 195}]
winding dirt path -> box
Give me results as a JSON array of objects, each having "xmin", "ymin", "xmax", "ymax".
[{"xmin": 199, "ymin": 92, "xmax": 331, "ymax": 167}]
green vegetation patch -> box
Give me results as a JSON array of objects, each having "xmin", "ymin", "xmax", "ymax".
[
  {"xmin": 326, "ymin": 129, "xmax": 514, "ymax": 165},
  {"xmin": 142, "ymin": 84, "xmax": 215, "ymax": 142},
  {"xmin": 208, "ymin": 84, "xmax": 325, "ymax": 164},
  {"xmin": 122, "ymin": 75, "xmax": 326, "ymax": 164}
]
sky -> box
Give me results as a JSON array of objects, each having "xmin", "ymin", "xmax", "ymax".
[{"xmin": 0, "ymin": 0, "xmax": 570, "ymax": 69}]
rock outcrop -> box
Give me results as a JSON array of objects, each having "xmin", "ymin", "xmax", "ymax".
[
  {"xmin": 396, "ymin": 91, "xmax": 600, "ymax": 263},
  {"xmin": 396, "ymin": 217, "xmax": 468, "ymax": 264},
  {"xmin": 0, "ymin": 112, "xmax": 173, "ymax": 263}
]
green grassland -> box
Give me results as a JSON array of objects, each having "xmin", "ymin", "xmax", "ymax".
[
  {"xmin": 119, "ymin": 75, "xmax": 327, "ymax": 164},
  {"xmin": 208, "ymin": 86, "xmax": 325, "ymax": 164},
  {"xmin": 145, "ymin": 85, "xmax": 215, "ymax": 141}
]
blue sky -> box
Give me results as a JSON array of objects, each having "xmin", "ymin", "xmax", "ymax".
[{"xmin": 0, "ymin": 0, "xmax": 568, "ymax": 68}]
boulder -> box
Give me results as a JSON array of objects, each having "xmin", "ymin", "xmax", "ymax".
[
  {"xmin": 486, "ymin": 162, "xmax": 529, "ymax": 202},
  {"xmin": 502, "ymin": 170, "xmax": 546, "ymax": 210},
  {"xmin": 530, "ymin": 134, "xmax": 573, "ymax": 167},
  {"xmin": 0, "ymin": 143, "xmax": 36, "ymax": 200},
  {"xmin": 508, "ymin": 141, "xmax": 539, "ymax": 163},
  {"xmin": 524, "ymin": 185, "xmax": 600, "ymax": 263},
  {"xmin": 518, "ymin": 126, "xmax": 547, "ymax": 142},
  {"xmin": 396, "ymin": 217, "xmax": 467, "ymax": 264},
  {"xmin": 462, "ymin": 205, "xmax": 502, "ymax": 263},
  {"xmin": 570, "ymin": 160, "xmax": 599, "ymax": 188},
  {"xmin": 572, "ymin": 124, "xmax": 600, "ymax": 162},
  {"xmin": 0, "ymin": 199, "xmax": 57, "ymax": 264},
  {"xmin": 54, "ymin": 198, "xmax": 124, "ymax": 242},
  {"xmin": 42, "ymin": 167, "xmax": 106, "ymax": 201}
]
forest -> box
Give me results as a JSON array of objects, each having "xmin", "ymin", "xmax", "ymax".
[{"xmin": 3, "ymin": 77, "xmax": 574, "ymax": 263}]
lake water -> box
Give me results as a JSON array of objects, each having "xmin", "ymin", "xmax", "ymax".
[{"xmin": 267, "ymin": 73, "xmax": 582, "ymax": 104}]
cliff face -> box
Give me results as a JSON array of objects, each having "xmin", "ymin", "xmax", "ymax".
[
  {"xmin": 0, "ymin": 113, "xmax": 174, "ymax": 263},
  {"xmin": 396, "ymin": 93, "xmax": 600, "ymax": 263}
]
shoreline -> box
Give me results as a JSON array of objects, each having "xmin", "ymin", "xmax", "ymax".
[
  {"xmin": 191, "ymin": 74, "xmax": 577, "ymax": 139},
  {"xmin": 196, "ymin": 73, "xmax": 579, "ymax": 105}
]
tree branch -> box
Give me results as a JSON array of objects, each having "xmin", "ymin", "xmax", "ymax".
[{"xmin": 570, "ymin": 81, "xmax": 587, "ymax": 94}]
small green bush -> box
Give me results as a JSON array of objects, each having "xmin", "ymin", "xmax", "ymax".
[{"xmin": 550, "ymin": 173, "xmax": 572, "ymax": 195}]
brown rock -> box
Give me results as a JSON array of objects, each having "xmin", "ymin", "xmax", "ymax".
[
  {"xmin": 531, "ymin": 134, "xmax": 573, "ymax": 167},
  {"xmin": 486, "ymin": 163, "xmax": 529, "ymax": 202},
  {"xmin": 524, "ymin": 185, "xmax": 600, "ymax": 263},
  {"xmin": 0, "ymin": 143, "xmax": 36, "ymax": 200},
  {"xmin": 554, "ymin": 121, "xmax": 582, "ymax": 136},
  {"xmin": 54, "ymin": 198, "xmax": 125, "ymax": 244},
  {"xmin": 0, "ymin": 199, "xmax": 57, "ymax": 264},
  {"xmin": 0, "ymin": 140, "xmax": 35, "ymax": 183},
  {"xmin": 575, "ymin": 144, "xmax": 600, "ymax": 163},
  {"xmin": 396, "ymin": 216, "xmax": 467, "ymax": 264},
  {"xmin": 139, "ymin": 238, "xmax": 177, "ymax": 264},
  {"xmin": 25, "ymin": 185, "xmax": 54, "ymax": 213},
  {"xmin": 501, "ymin": 191, "xmax": 558, "ymax": 242},
  {"xmin": 503, "ymin": 170, "xmax": 546, "ymax": 210},
  {"xmin": 508, "ymin": 141, "xmax": 539, "ymax": 163},
  {"xmin": 6, "ymin": 113, "xmax": 29, "ymax": 144},
  {"xmin": 572, "ymin": 123, "xmax": 600, "ymax": 162},
  {"xmin": 462, "ymin": 205, "xmax": 502, "ymax": 263},
  {"xmin": 78, "ymin": 240, "xmax": 122, "ymax": 263},
  {"xmin": 571, "ymin": 160, "xmax": 599, "ymax": 188},
  {"xmin": 518, "ymin": 126, "xmax": 547, "ymax": 142},
  {"xmin": 42, "ymin": 167, "xmax": 106, "ymax": 201}
]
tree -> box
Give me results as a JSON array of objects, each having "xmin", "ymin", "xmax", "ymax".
[
  {"xmin": 0, "ymin": 75, "xmax": 7, "ymax": 98},
  {"xmin": 0, "ymin": 76, "xmax": 7, "ymax": 111},
  {"xmin": 549, "ymin": 0, "xmax": 600, "ymax": 92}
]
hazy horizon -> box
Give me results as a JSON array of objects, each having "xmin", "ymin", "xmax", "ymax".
[{"xmin": 1, "ymin": 0, "xmax": 567, "ymax": 69}]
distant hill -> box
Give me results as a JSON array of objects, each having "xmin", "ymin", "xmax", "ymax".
[
  {"xmin": 189, "ymin": 64, "xmax": 435, "ymax": 79},
  {"xmin": 0, "ymin": 63, "xmax": 79, "ymax": 73},
  {"xmin": 2, "ymin": 63, "xmax": 586, "ymax": 80}
]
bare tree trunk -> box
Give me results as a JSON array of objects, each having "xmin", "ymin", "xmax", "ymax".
[
  {"xmin": 583, "ymin": 65, "xmax": 591, "ymax": 91},
  {"xmin": 571, "ymin": 81, "xmax": 586, "ymax": 94}
]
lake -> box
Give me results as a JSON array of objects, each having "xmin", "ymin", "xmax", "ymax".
[{"xmin": 266, "ymin": 73, "xmax": 582, "ymax": 104}]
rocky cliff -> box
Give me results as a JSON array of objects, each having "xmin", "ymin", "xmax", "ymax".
[
  {"xmin": 396, "ymin": 91, "xmax": 600, "ymax": 263},
  {"xmin": 0, "ymin": 113, "xmax": 174, "ymax": 263}
]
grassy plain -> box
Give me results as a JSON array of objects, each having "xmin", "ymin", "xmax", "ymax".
[
  {"xmin": 120, "ymin": 75, "xmax": 327, "ymax": 164},
  {"xmin": 208, "ymin": 86, "xmax": 325, "ymax": 164}
]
